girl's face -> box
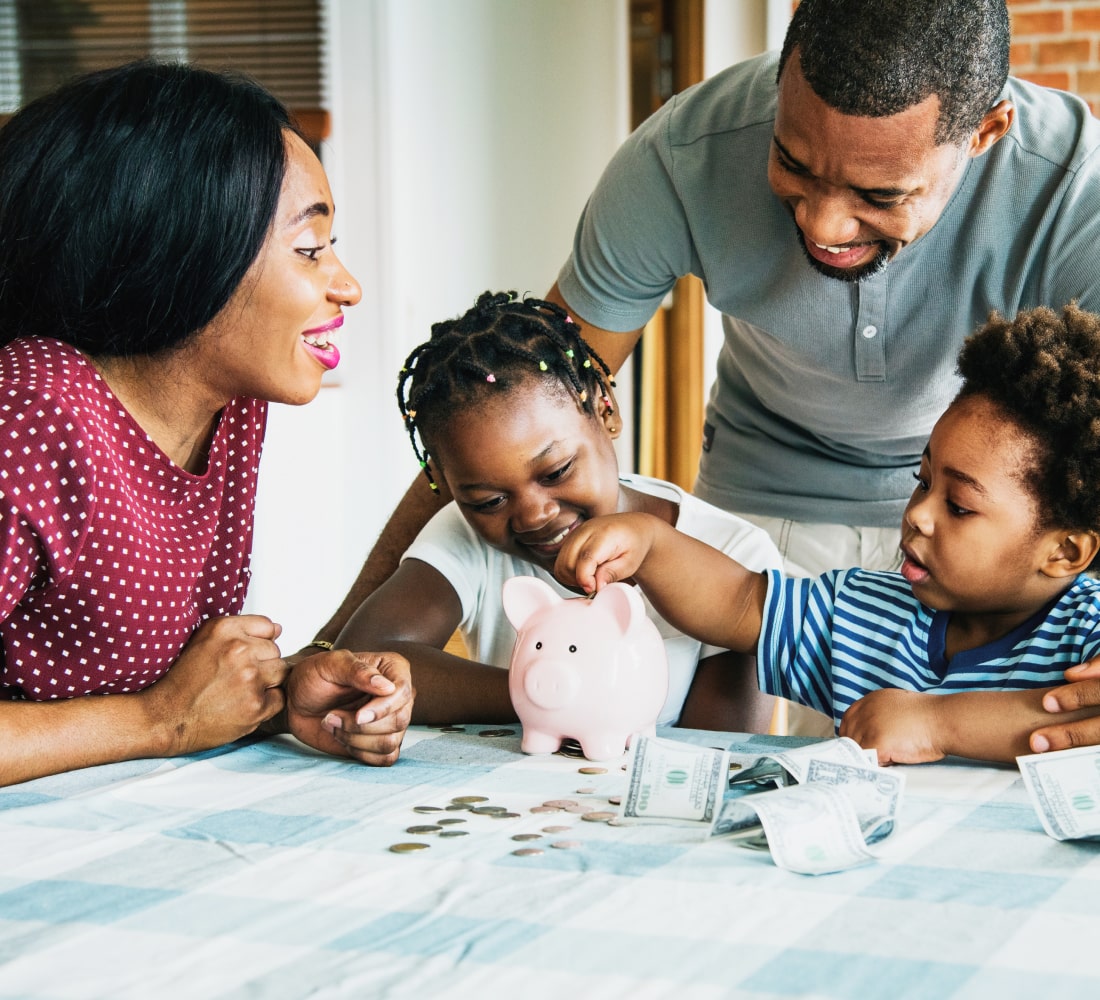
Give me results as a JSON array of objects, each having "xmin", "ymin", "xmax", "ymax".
[
  {"xmin": 189, "ymin": 131, "xmax": 362, "ymax": 407},
  {"xmin": 432, "ymin": 383, "xmax": 622, "ymax": 573},
  {"xmin": 900, "ymin": 394, "xmax": 1068, "ymax": 630}
]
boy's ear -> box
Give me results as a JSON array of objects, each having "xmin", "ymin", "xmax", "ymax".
[{"xmin": 1043, "ymin": 530, "xmax": 1100, "ymax": 578}]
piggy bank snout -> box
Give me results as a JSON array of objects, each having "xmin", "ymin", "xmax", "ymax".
[{"xmin": 522, "ymin": 660, "xmax": 582, "ymax": 710}]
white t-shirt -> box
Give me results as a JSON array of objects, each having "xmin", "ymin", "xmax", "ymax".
[{"xmin": 402, "ymin": 474, "xmax": 782, "ymax": 725}]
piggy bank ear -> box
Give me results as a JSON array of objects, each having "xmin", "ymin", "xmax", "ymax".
[
  {"xmin": 502, "ymin": 577, "xmax": 563, "ymax": 631},
  {"xmin": 590, "ymin": 582, "xmax": 649, "ymax": 636}
]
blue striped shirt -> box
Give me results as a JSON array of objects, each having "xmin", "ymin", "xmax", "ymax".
[{"xmin": 758, "ymin": 570, "xmax": 1100, "ymax": 731}]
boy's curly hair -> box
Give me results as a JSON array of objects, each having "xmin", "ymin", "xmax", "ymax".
[
  {"xmin": 956, "ymin": 303, "xmax": 1100, "ymax": 544},
  {"xmin": 396, "ymin": 291, "xmax": 615, "ymax": 492}
]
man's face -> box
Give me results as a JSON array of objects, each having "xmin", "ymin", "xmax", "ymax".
[{"xmin": 768, "ymin": 53, "xmax": 972, "ymax": 282}]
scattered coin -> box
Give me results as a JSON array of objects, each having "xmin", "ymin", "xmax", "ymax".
[
  {"xmin": 445, "ymin": 803, "xmax": 472, "ymax": 811},
  {"xmin": 438, "ymin": 830, "xmax": 469, "ymax": 838},
  {"xmin": 413, "ymin": 806, "xmax": 443, "ymax": 814},
  {"xmin": 451, "ymin": 795, "xmax": 489, "ymax": 804},
  {"xmin": 551, "ymin": 840, "xmax": 582, "ymax": 850},
  {"xmin": 512, "ymin": 833, "xmax": 542, "ymax": 842},
  {"xmin": 405, "ymin": 824, "xmax": 443, "ymax": 835},
  {"xmin": 607, "ymin": 796, "xmax": 622, "ymax": 806},
  {"xmin": 437, "ymin": 817, "xmax": 467, "ymax": 826},
  {"xmin": 470, "ymin": 806, "xmax": 508, "ymax": 815},
  {"xmin": 543, "ymin": 799, "xmax": 579, "ymax": 809},
  {"xmin": 389, "ymin": 842, "xmax": 430, "ymax": 853},
  {"xmin": 564, "ymin": 803, "xmax": 589, "ymax": 814},
  {"xmin": 576, "ymin": 787, "xmax": 597, "ymax": 795},
  {"xmin": 541, "ymin": 825, "xmax": 572, "ymax": 834},
  {"xmin": 490, "ymin": 812, "xmax": 522, "ymax": 819},
  {"xmin": 530, "ymin": 806, "xmax": 560, "ymax": 814},
  {"xmin": 578, "ymin": 766, "xmax": 608, "ymax": 775},
  {"xmin": 581, "ymin": 811, "xmax": 616, "ymax": 822},
  {"xmin": 478, "ymin": 728, "xmax": 517, "ymax": 737},
  {"xmin": 512, "ymin": 847, "xmax": 544, "ymax": 857},
  {"xmin": 440, "ymin": 726, "xmax": 466, "ymax": 733}
]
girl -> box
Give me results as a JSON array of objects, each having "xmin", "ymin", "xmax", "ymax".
[
  {"xmin": 0, "ymin": 62, "xmax": 410, "ymax": 784},
  {"xmin": 332, "ymin": 291, "xmax": 782, "ymax": 730},
  {"xmin": 554, "ymin": 304, "xmax": 1100, "ymax": 764}
]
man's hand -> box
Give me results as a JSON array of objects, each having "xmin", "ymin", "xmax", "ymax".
[
  {"xmin": 1031, "ymin": 658, "xmax": 1100, "ymax": 752},
  {"xmin": 840, "ymin": 688, "xmax": 946, "ymax": 765},
  {"xmin": 285, "ymin": 649, "xmax": 414, "ymax": 766}
]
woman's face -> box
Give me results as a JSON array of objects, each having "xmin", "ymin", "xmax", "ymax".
[
  {"xmin": 432, "ymin": 384, "xmax": 623, "ymax": 574},
  {"xmin": 191, "ymin": 131, "xmax": 361, "ymax": 406}
]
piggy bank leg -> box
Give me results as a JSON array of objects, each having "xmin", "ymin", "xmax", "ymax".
[
  {"xmin": 625, "ymin": 724, "xmax": 657, "ymax": 749},
  {"xmin": 520, "ymin": 729, "xmax": 563, "ymax": 755},
  {"xmin": 580, "ymin": 734, "xmax": 631, "ymax": 762}
]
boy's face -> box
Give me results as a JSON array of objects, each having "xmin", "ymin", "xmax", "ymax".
[
  {"xmin": 431, "ymin": 383, "xmax": 622, "ymax": 575},
  {"xmin": 899, "ymin": 394, "xmax": 1066, "ymax": 625}
]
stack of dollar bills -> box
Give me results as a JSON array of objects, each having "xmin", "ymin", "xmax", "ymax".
[{"xmin": 618, "ymin": 733, "xmax": 905, "ymax": 875}]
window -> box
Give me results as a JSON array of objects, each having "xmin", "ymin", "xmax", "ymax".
[{"xmin": 0, "ymin": 0, "xmax": 327, "ymax": 145}]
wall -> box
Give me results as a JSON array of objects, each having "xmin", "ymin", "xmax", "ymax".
[{"xmin": 1009, "ymin": 0, "xmax": 1100, "ymax": 113}]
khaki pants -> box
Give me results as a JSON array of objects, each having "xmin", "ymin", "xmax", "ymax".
[{"xmin": 736, "ymin": 514, "xmax": 904, "ymax": 737}]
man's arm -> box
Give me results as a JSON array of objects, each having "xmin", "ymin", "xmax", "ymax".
[
  {"xmin": 311, "ymin": 476, "xmax": 449, "ymax": 644},
  {"xmin": 544, "ymin": 282, "xmax": 643, "ymax": 377}
]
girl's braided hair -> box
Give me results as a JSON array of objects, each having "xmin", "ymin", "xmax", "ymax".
[
  {"xmin": 956, "ymin": 303, "xmax": 1100, "ymax": 553},
  {"xmin": 397, "ymin": 291, "xmax": 615, "ymax": 492}
]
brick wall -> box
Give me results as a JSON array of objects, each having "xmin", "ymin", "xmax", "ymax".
[{"xmin": 1009, "ymin": 0, "xmax": 1100, "ymax": 114}]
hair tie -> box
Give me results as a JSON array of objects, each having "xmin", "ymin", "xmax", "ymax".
[{"xmin": 486, "ymin": 373, "xmax": 496, "ymax": 383}]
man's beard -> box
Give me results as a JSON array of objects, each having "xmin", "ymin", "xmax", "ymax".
[{"xmin": 795, "ymin": 223, "xmax": 891, "ymax": 283}]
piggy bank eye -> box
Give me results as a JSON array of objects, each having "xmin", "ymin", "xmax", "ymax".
[
  {"xmin": 569, "ymin": 644, "xmax": 577, "ymax": 653},
  {"xmin": 535, "ymin": 641, "xmax": 542, "ymax": 649}
]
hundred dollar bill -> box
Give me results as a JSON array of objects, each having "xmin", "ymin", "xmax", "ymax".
[
  {"xmin": 619, "ymin": 735, "xmax": 730, "ymax": 825},
  {"xmin": 1017, "ymin": 745, "xmax": 1100, "ymax": 841},
  {"xmin": 727, "ymin": 735, "xmax": 874, "ymax": 788}
]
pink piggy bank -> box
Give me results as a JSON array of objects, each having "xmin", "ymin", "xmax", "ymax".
[{"xmin": 502, "ymin": 577, "xmax": 669, "ymax": 761}]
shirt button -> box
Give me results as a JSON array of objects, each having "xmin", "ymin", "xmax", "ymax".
[{"xmin": 862, "ymin": 325, "xmax": 878, "ymax": 339}]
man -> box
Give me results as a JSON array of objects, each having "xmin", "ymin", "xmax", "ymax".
[{"xmin": 314, "ymin": 0, "xmax": 1100, "ymax": 747}]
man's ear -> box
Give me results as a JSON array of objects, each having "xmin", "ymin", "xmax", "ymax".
[
  {"xmin": 967, "ymin": 99, "xmax": 1014, "ymax": 158},
  {"xmin": 1043, "ymin": 530, "xmax": 1100, "ymax": 578}
]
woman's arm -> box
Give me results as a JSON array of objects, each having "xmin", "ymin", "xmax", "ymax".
[
  {"xmin": 329, "ymin": 558, "xmax": 516, "ymax": 726},
  {"xmin": 0, "ymin": 614, "xmax": 287, "ymax": 786}
]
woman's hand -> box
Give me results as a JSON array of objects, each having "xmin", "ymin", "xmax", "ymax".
[
  {"xmin": 1031, "ymin": 658, "xmax": 1100, "ymax": 752},
  {"xmin": 285, "ymin": 649, "xmax": 414, "ymax": 766},
  {"xmin": 140, "ymin": 615, "xmax": 288, "ymax": 755},
  {"xmin": 840, "ymin": 688, "xmax": 946, "ymax": 765}
]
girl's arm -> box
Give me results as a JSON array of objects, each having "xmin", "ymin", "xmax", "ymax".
[
  {"xmin": 840, "ymin": 686, "xmax": 1100, "ymax": 765},
  {"xmin": 0, "ymin": 614, "xmax": 288, "ymax": 786},
  {"xmin": 556, "ymin": 512, "xmax": 769, "ymax": 653},
  {"xmin": 330, "ymin": 558, "xmax": 516, "ymax": 725}
]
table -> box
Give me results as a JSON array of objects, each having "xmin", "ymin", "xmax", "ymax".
[{"xmin": 2, "ymin": 725, "xmax": 1099, "ymax": 999}]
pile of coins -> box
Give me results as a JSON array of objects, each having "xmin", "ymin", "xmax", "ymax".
[{"xmin": 388, "ymin": 763, "xmax": 625, "ymax": 856}]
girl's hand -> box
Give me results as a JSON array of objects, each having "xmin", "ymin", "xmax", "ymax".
[
  {"xmin": 554, "ymin": 513, "xmax": 658, "ymax": 593},
  {"xmin": 285, "ymin": 649, "xmax": 413, "ymax": 766},
  {"xmin": 1031, "ymin": 657, "xmax": 1100, "ymax": 752},
  {"xmin": 840, "ymin": 688, "xmax": 946, "ymax": 765},
  {"xmin": 140, "ymin": 615, "xmax": 288, "ymax": 755}
]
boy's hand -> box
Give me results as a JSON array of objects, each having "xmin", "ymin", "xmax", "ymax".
[
  {"xmin": 554, "ymin": 513, "xmax": 657, "ymax": 593},
  {"xmin": 1032, "ymin": 657, "xmax": 1100, "ymax": 752},
  {"xmin": 840, "ymin": 688, "xmax": 946, "ymax": 765}
]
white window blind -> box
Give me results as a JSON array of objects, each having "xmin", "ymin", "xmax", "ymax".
[{"xmin": 1, "ymin": 0, "xmax": 327, "ymax": 143}]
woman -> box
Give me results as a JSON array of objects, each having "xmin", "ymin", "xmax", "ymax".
[{"xmin": 0, "ymin": 61, "xmax": 411, "ymax": 785}]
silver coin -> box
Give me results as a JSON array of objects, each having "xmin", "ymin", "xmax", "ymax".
[
  {"xmin": 405, "ymin": 824, "xmax": 443, "ymax": 834},
  {"xmin": 551, "ymin": 840, "xmax": 582, "ymax": 850},
  {"xmin": 511, "ymin": 833, "xmax": 542, "ymax": 842},
  {"xmin": 438, "ymin": 830, "xmax": 469, "ymax": 838},
  {"xmin": 413, "ymin": 805, "xmax": 443, "ymax": 813},
  {"xmin": 451, "ymin": 795, "xmax": 489, "ymax": 804},
  {"xmin": 437, "ymin": 817, "xmax": 466, "ymax": 826},
  {"xmin": 512, "ymin": 847, "xmax": 544, "ymax": 857}
]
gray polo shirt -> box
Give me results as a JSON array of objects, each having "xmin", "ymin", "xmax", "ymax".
[{"xmin": 558, "ymin": 52, "xmax": 1100, "ymax": 527}]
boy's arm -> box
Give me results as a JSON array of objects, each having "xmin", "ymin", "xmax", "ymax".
[
  {"xmin": 555, "ymin": 512, "xmax": 769, "ymax": 653},
  {"xmin": 840, "ymin": 687, "xmax": 1100, "ymax": 765}
]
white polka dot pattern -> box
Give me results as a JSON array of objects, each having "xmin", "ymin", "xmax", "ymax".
[{"xmin": 0, "ymin": 337, "xmax": 266, "ymax": 700}]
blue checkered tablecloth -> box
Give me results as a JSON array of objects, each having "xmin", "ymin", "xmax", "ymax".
[{"xmin": 2, "ymin": 725, "xmax": 1099, "ymax": 999}]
